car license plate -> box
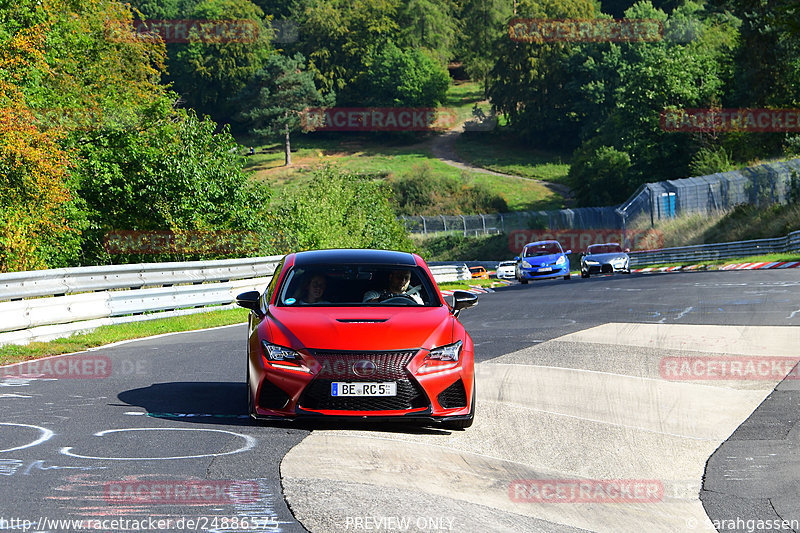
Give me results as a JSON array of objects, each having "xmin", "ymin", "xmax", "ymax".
[
  {"xmin": 331, "ymin": 382, "xmax": 397, "ymax": 397},
  {"xmin": 538, "ymin": 267, "xmax": 552, "ymax": 272}
]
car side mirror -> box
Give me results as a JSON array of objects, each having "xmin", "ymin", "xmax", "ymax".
[
  {"xmin": 564, "ymin": 250, "xmax": 572, "ymax": 255},
  {"xmin": 625, "ymin": 248, "xmax": 631, "ymax": 253},
  {"xmin": 236, "ymin": 290, "xmax": 262, "ymax": 314},
  {"xmin": 514, "ymin": 256, "xmax": 520, "ymax": 262},
  {"xmin": 451, "ymin": 290, "xmax": 478, "ymax": 317}
]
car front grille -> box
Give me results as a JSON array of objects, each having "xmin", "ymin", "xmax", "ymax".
[{"xmin": 299, "ymin": 350, "xmax": 429, "ymax": 411}]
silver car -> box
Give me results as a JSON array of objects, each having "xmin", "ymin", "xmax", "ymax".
[
  {"xmin": 580, "ymin": 243, "xmax": 630, "ymax": 278},
  {"xmin": 496, "ymin": 260, "xmax": 517, "ymax": 279}
]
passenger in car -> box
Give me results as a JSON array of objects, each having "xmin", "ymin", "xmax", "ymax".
[{"xmin": 363, "ymin": 269, "xmax": 423, "ymax": 304}]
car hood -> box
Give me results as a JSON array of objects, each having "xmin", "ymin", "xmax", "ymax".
[
  {"xmin": 265, "ymin": 306, "xmax": 455, "ymax": 352},
  {"xmin": 522, "ymin": 253, "xmax": 562, "ymax": 265},
  {"xmin": 585, "ymin": 253, "xmax": 628, "ymax": 262}
]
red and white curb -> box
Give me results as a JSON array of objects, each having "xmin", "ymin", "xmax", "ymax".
[
  {"xmin": 718, "ymin": 261, "xmax": 800, "ymax": 270},
  {"xmin": 633, "ymin": 261, "xmax": 800, "ymax": 273},
  {"xmin": 440, "ymin": 281, "xmax": 511, "ymax": 296}
]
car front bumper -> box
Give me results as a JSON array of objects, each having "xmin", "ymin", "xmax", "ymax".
[{"xmin": 519, "ymin": 265, "xmax": 570, "ymax": 279}]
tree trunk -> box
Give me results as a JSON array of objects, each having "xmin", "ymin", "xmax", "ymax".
[{"xmin": 284, "ymin": 122, "xmax": 292, "ymax": 166}]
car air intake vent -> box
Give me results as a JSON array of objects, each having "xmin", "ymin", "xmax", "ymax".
[
  {"xmin": 438, "ymin": 379, "xmax": 468, "ymax": 409},
  {"xmin": 258, "ymin": 379, "xmax": 291, "ymax": 410}
]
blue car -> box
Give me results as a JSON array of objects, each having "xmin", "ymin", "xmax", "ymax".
[{"xmin": 515, "ymin": 240, "xmax": 572, "ymax": 284}]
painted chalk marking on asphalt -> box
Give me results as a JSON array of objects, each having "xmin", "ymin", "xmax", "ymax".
[
  {"xmin": 60, "ymin": 428, "xmax": 256, "ymax": 460},
  {"xmin": 0, "ymin": 423, "xmax": 55, "ymax": 453}
]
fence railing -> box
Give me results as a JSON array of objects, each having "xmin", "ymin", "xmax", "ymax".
[
  {"xmin": 629, "ymin": 230, "xmax": 800, "ymax": 266},
  {"xmin": 402, "ymin": 158, "xmax": 800, "ymax": 236},
  {"xmin": 401, "ymin": 207, "xmax": 622, "ymax": 237},
  {"xmin": 0, "ymin": 258, "xmax": 471, "ymax": 347}
]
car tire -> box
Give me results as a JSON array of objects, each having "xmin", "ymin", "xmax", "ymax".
[
  {"xmin": 443, "ymin": 382, "xmax": 475, "ymax": 430},
  {"xmin": 564, "ymin": 274, "xmax": 571, "ymax": 280},
  {"xmin": 581, "ymin": 271, "xmax": 589, "ymax": 278},
  {"xmin": 520, "ymin": 278, "xmax": 528, "ymax": 284}
]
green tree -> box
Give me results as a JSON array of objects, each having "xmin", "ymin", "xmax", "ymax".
[
  {"xmin": 169, "ymin": 0, "xmax": 273, "ymax": 122},
  {"xmin": 488, "ymin": 0, "xmax": 600, "ymax": 148},
  {"xmin": 297, "ymin": 0, "xmax": 400, "ymax": 101},
  {"xmin": 238, "ymin": 52, "xmax": 333, "ymax": 165},
  {"xmin": 397, "ymin": 0, "xmax": 458, "ymax": 65},
  {"xmin": 457, "ymin": 0, "xmax": 512, "ymax": 97},
  {"xmin": 359, "ymin": 42, "xmax": 450, "ymax": 107}
]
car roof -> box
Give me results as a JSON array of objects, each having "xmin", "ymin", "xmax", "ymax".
[
  {"xmin": 293, "ymin": 248, "xmax": 418, "ymax": 267},
  {"xmin": 524, "ymin": 240, "xmax": 563, "ymax": 248},
  {"xmin": 588, "ymin": 242, "xmax": 622, "ymax": 251}
]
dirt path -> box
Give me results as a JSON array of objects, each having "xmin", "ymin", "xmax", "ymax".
[{"xmin": 426, "ymin": 117, "xmax": 574, "ymax": 206}]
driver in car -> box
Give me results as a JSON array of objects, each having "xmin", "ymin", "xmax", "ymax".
[{"xmin": 363, "ymin": 269, "xmax": 423, "ymax": 304}]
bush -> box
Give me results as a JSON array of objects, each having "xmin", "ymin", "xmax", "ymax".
[
  {"xmin": 568, "ymin": 144, "xmax": 632, "ymax": 207},
  {"xmin": 689, "ymin": 146, "xmax": 734, "ymax": 176},
  {"xmin": 76, "ymin": 104, "xmax": 277, "ymax": 264},
  {"xmin": 416, "ymin": 234, "xmax": 511, "ymax": 261},
  {"xmin": 390, "ymin": 163, "xmax": 508, "ymax": 215},
  {"xmin": 277, "ymin": 166, "xmax": 415, "ymax": 252}
]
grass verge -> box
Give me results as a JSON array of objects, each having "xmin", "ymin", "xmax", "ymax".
[
  {"xmin": 0, "ymin": 308, "xmax": 249, "ymax": 365},
  {"xmin": 453, "ymin": 132, "xmax": 571, "ymax": 184}
]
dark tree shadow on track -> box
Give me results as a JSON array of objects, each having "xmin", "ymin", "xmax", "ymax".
[
  {"xmin": 117, "ymin": 382, "xmax": 252, "ymax": 426},
  {"xmin": 117, "ymin": 382, "xmax": 453, "ymax": 434}
]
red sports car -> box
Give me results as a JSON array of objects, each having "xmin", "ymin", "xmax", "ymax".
[{"xmin": 235, "ymin": 249, "xmax": 478, "ymax": 429}]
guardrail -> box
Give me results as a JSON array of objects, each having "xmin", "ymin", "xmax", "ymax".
[
  {"xmin": 0, "ymin": 258, "xmax": 471, "ymax": 347},
  {"xmin": 629, "ymin": 230, "xmax": 800, "ymax": 266}
]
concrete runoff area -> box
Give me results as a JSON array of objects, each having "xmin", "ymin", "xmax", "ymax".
[{"xmin": 281, "ymin": 323, "xmax": 800, "ymax": 532}]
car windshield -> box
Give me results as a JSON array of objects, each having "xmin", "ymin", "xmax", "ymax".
[
  {"xmin": 588, "ymin": 244, "xmax": 623, "ymax": 254},
  {"xmin": 523, "ymin": 243, "xmax": 562, "ymax": 257},
  {"xmin": 276, "ymin": 264, "xmax": 439, "ymax": 306},
  {"xmin": 499, "ymin": 261, "xmax": 516, "ymax": 267}
]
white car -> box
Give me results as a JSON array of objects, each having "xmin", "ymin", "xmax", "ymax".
[{"xmin": 496, "ymin": 260, "xmax": 517, "ymax": 279}]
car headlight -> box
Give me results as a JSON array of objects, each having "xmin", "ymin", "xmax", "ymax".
[
  {"xmin": 426, "ymin": 340, "xmax": 462, "ymax": 362},
  {"xmin": 556, "ymin": 256, "xmax": 567, "ymax": 265},
  {"xmin": 521, "ymin": 261, "xmax": 532, "ymax": 268},
  {"xmin": 262, "ymin": 341, "xmax": 301, "ymax": 361}
]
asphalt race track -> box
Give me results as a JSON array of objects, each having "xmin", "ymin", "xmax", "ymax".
[{"xmin": 1, "ymin": 269, "xmax": 799, "ymax": 533}]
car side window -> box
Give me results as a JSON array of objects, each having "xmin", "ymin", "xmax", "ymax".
[{"xmin": 263, "ymin": 258, "xmax": 286, "ymax": 305}]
